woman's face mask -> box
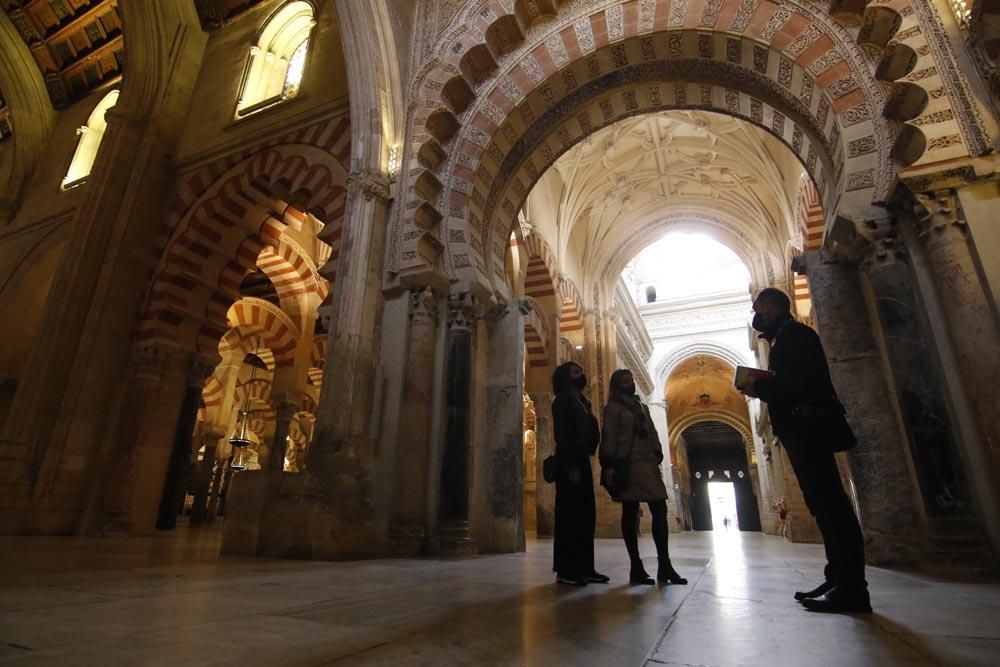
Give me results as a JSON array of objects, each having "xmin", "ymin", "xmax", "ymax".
[{"xmin": 570, "ymin": 373, "xmax": 588, "ymax": 389}]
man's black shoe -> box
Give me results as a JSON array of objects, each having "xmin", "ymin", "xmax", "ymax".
[
  {"xmin": 801, "ymin": 586, "xmax": 872, "ymax": 613},
  {"xmin": 585, "ymin": 572, "xmax": 610, "ymax": 584},
  {"xmin": 794, "ymin": 580, "xmax": 834, "ymax": 602}
]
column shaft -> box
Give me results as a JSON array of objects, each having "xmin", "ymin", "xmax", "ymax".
[
  {"xmin": 801, "ymin": 250, "xmax": 921, "ymax": 564},
  {"xmin": 436, "ymin": 290, "xmax": 477, "ymax": 555},
  {"xmin": 389, "ymin": 287, "xmax": 440, "ymax": 554}
]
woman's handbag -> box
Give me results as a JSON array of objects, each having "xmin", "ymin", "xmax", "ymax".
[
  {"xmin": 542, "ymin": 455, "xmax": 557, "ymax": 483},
  {"xmin": 792, "ymin": 397, "xmax": 857, "ymax": 452},
  {"xmin": 600, "ymin": 458, "xmax": 630, "ymax": 496}
]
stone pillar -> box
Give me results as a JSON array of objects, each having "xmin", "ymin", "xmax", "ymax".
[
  {"xmin": 529, "ymin": 391, "xmax": 555, "ymax": 537},
  {"xmin": 96, "ymin": 344, "xmax": 170, "ymax": 535},
  {"xmin": 155, "ymin": 359, "xmax": 213, "ymax": 531},
  {"xmin": 267, "ymin": 397, "xmax": 299, "ymax": 472},
  {"xmin": 859, "ymin": 219, "xmax": 975, "ymax": 527},
  {"xmin": 798, "ymin": 250, "xmax": 921, "ymax": 564},
  {"xmin": 188, "ymin": 433, "xmax": 223, "ymax": 524},
  {"xmin": 913, "ymin": 191, "xmax": 1000, "ymax": 489},
  {"xmin": 0, "ymin": 5, "xmax": 206, "ymax": 534},
  {"xmin": 389, "ymin": 286, "xmax": 441, "ymax": 555},
  {"xmin": 435, "ymin": 289, "xmax": 478, "ymax": 556},
  {"xmin": 480, "ymin": 299, "xmax": 528, "ymax": 553}
]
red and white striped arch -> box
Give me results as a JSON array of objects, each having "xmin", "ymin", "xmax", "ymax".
[
  {"xmin": 139, "ymin": 140, "xmax": 349, "ymax": 362},
  {"xmin": 225, "ymin": 297, "xmax": 300, "ymax": 368}
]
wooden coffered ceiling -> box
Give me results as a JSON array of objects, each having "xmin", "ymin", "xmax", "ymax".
[{"xmin": 1, "ymin": 0, "xmax": 123, "ymax": 109}]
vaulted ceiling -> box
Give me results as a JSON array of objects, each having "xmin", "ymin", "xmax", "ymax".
[{"xmin": 522, "ymin": 110, "xmax": 806, "ymax": 293}]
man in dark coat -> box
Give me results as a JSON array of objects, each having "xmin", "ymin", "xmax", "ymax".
[{"xmin": 741, "ymin": 288, "xmax": 871, "ymax": 613}]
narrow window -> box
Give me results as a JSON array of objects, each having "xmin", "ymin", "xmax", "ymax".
[
  {"xmin": 236, "ymin": 1, "xmax": 315, "ymax": 118},
  {"xmin": 61, "ymin": 89, "xmax": 118, "ymax": 190}
]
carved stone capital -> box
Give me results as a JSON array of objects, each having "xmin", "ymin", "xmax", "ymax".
[
  {"xmin": 856, "ymin": 217, "xmax": 907, "ymax": 273},
  {"xmin": 913, "ymin": 190, "xmax": 967, "ymax": 241},
  {"xmin": 188, "ymin": 355, "xmax": 218, "ymax": 387},
  {"xmin": 349, "ymin": 169, "xmax": 392, "ymax": 203},
  {"xmin": 447, "ymin": 290, "xmax": 480, "ymax": 332},
  {"xmin": 515, "ymin": 298, "xmax": 533, "ymax": 316},
  {"xmin": 409, "ymin": 286, "xmax": 440, "ymax": 326}
]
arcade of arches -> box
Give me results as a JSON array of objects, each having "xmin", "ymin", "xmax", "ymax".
[{"xmin": 1, "ymin": 0, "xmax": 1000, "ymax": 613}]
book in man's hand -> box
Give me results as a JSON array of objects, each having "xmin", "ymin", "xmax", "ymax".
[{"xmin": 733, "ymin": 366, "xmax": 775, "ymax": 390}]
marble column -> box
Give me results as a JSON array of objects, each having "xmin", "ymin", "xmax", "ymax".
[
  {"xmin": 155, "ymin": 359, "xmax": 213, "ymax": 531},
  {"xmin": 435, "ymin": 289, "xmax": 479, "ymax": 556},
  {"xmin": 529, "ymin": 391, "xmax": 555, "ymax": 537},
  {"xmin": 912, "ymin": 191, "xmax": 1000, "ymax": 491},
  {"xmin": 480, "ymin": 299, "xmax": 528, "ymax": 553},
  {"xmin": 859, "ymin": 220, "xmax": 973, "ymax": 526},
  {"xmin": 267, "ymin": 397, "xmax": 299, "ymax": 472},
  {"xmin": 799, "ymin": 250, "xmax": 921, "ymax": 564},
  {"xmin": 389, "ymin": 286, "xmax": 441, "ymax": 555},
  {"xmin": 189, "ymin": 433, "xmax": 223, "ymax": 523}
]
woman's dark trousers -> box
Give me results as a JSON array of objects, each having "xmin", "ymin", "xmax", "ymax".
[
  {"xmin": 621, "ymin": 499, "xmax": 669, "ymax": 565},
  {"xmin": 553, "ymin": 458, "xmax": 596, "ymax": 578}
]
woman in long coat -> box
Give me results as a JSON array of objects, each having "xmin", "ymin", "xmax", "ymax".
[
  {"xmin": 550, "ymin": 361, "xmax": 608, "ymax": 586},
  {"xmin": 600, "ymin": 369, "xmax": 687, "ymax": 585}
]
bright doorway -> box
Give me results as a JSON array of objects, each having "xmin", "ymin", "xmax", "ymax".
[{"xmin": 708, "ymin": 481, "xmax": 739, "ymax": 531}]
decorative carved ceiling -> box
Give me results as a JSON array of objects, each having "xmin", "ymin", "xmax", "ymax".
[
  {"xmin": 1, "ymin": 0, "xmax": 123, "ymax": 109},
  {"xmin": 522, "ymin": 109, "xmax": 803, "ymax": 295},
  {"xmin": 665, "ymin": 353, "xmax": 748, "ymax": 429}
]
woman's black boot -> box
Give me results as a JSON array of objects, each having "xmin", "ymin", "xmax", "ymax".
[
  {"xmin": 630, "ymin": 561, "xmax": 655, "ymax": 585},
  {"xmin": 657, "ymin": 558, "xmax": 688, "ymax": 585}
]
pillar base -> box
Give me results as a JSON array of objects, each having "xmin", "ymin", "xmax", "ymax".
[{"xmin": 434, "ymin": 521, "xmax": 479, "ymax": 557}]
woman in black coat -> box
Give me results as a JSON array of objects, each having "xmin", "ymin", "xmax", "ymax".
[{"xmin": 551, "ymin": 361, "xmax": 608, "ymax": 586}]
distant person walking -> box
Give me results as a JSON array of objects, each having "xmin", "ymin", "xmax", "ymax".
[
  {"xmin": 551, "ymin": 361, "xmax": 608, "ymax": 586},
  {"xmin": 722, "ymin": 517, "xmax": 731, "ymax": 531},
  {"xmin": 741, "ymin": 288, "xmax": 870, "ymax": 613},
  {"xmin": 600, "ymin": 369, "xmax": 687, "ymax": 586}
]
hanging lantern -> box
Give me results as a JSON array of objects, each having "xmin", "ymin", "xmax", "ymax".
[
  {"xmin": 230, "ymin": 443, "xmax": 250, "ymax": 471},
  {"xmin": 229, "ymin": 410, "xmax": 253, "ymax": 448},
  {"xmin": 229, "ymin": 345, "xmax": 262, "ymax": 470}
]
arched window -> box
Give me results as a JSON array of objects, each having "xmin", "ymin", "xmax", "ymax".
[
  {"xmin": 236, "ymin": 1, "xmax": 315, "ymax": 117},
  {"xmin": 61, "ymin": 89, "xmax": 118, "ymax": 190}
]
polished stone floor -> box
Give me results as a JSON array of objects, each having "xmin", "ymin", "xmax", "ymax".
[{"xmin": 0, "ymin": 527, "xmax": 997, "ymax": 666}]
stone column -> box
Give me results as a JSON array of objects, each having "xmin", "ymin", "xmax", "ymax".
[
  {"xmin": 267, "ymin": 396, "xmax": 299, "ymax": 472},
  {"xmin": 798, "ymin": 250, "xmax": 921, "ymax": 564},
  {"xmin": 480, "ymin": 299, "xmax": 528, "ymax": 553},
  {"xmin": 389, "ymin": 286, "xmax": 441, "ymax": 555},
  {"xmin": 435, "ymin": 289, "xmax": 479, "ymax": 556},
  {"xmin": 155, "ymin": 358, "xmax": 213, "ymax": 531},
  {"xmin": 913, "ymin": 191, "xmax": 1000, "ymax": 488},
  {"xmin": 187, "ymin": 433, "xmax": 223, "ymax": 524},
  {"xmin": 529, "ymin": 391, "xmax": 555, "ymax": 537}
]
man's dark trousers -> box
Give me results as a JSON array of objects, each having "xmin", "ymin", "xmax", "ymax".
[{"xmin": 781, "ymin": 431, "xmax": 866, "ymax": 589}]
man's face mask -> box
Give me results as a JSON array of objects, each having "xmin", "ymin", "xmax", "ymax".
[{"xmin": 751, "ymin": 312, "xmax": 771, "ymax": 332}]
